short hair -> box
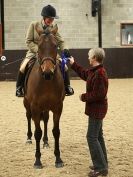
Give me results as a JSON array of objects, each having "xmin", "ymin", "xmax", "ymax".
[{"xmin": 88, "ymin": 48, "xmax": 105, "ymax": 63}]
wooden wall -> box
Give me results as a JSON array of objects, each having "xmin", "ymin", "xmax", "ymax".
[{"xmin": 0, "ymin": 48, "xmax": 133, "ymax": 81}]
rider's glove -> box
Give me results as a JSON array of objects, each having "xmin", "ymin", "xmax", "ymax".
[{"xmin": 63, "ymin": 49, "xmax": 71, "ymax": 58}]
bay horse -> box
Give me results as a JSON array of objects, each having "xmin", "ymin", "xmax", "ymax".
[{"xmin": 23, "ymin": 24, "xmax": 65, "ymax": 169}]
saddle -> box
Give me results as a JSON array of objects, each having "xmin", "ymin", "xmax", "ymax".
[{"xmin": 24, "ymin": 57, "xmax": 36, "ymax": 93}]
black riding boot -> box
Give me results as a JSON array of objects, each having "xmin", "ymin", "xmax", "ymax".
[
  {"xmin": 16, "ymin": 71, "xmax": 25, "ymax": 97},
  {"xmin": 64, "ymin": 70, "xmax": 74, "ymax": 96}
]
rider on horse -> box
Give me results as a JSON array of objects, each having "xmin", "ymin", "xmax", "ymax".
[{"xmin": 16, "ymin": 5, "xmax": 74, "ymax": 97}]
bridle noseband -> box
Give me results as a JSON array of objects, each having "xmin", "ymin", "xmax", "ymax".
[{"xmin": 38, "ymin": 56, "xmax": 56, "ymax": 65}]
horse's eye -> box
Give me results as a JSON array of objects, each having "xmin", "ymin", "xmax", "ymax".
[{"xmin": 54, "ymin": 43, "xmax": 57, "ymax": 48}]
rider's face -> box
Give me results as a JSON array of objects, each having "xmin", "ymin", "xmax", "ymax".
[
  {"xmin": 88, "ymin": 51, "xmax": 96, "ymax": 66},
  {"xmin": 44, "ymin": 17, "xmax": 54, "ymax": 26}
]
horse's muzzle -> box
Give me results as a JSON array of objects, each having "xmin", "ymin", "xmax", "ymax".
[{"xmin": 42, "ymin": 71, "xmax": 54, "ymax": 80}]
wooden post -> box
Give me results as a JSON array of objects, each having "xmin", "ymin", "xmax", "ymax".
[
  {"xmin": 91, "ymin": 0, "xmax": 102, "ymax": 47},
  {"xmin": 0, "ymin": 24, "xmax": 2, "ymax": 56},
  {"xmin": 0, "ymin": 0, "xmax": 4, "ymax": 56},
  {"xmin": 98, "ymin": 0, "xmax": 102, "ymax": 47},
  {"xmin": 0, "ymin": 0, "xmax": 2, "ymax": 56}
]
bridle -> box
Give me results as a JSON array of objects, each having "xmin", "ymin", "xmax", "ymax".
[
  {"xmin": 37, "ymin": 55, "xmax": 56, "ymax": 66},
  {"xmin": 37, "ymin": 33, "xmax": 57, "ymax": 67}
]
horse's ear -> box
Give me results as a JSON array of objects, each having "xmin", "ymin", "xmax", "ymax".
[
  {"xmin": 51, "ymin": 24, "xmax": 58, "ymax": 35},
  {"xmin": 44, "ymin": 27, "xmax": 51, "ymax": 35},
  {"xmin": 35, "ymin": 23, "xmax": 44, "ymax": 36}
]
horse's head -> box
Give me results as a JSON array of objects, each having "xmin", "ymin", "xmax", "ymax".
[{"xmin": 36, "ymin": 24, "xmax": 58, "ymax": 80}]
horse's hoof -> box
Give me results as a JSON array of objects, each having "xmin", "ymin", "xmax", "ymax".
[
  {"xmin": 26, "ymin": 139, "xmax": 32, "ymax": 144},
  {"xmin": 34, "ymin": 164, "xmax": 43, "ymax": 169},
  {"xmin": 43, "ymin": 143, "xmax": 50, "ymax": 149},
  {"xmin": 55, "ymin": 161, "xmax": 64, "ymax": 168},
  {"xmin": 34, "ymin": 161, "xmax": 43, "ymax": 169}
]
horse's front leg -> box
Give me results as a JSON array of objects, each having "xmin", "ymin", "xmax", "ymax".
[
  {"xmin": 34, "ymin": 118, "xmax": 42, "ymax": 169},
  {"xmin": 24, "ymin": 98, "xmax": 32, "ymax": 144},
  {"xmin": 42, "ymin": 111, "xmax": 49, "ymax": 148},
  {"xmin": 26, "ymin": 111, "xmax": 32, "ymax": 144},
  {"xmin": 53, "ymin": 110, "xmax": 64, "ymax": 168}
]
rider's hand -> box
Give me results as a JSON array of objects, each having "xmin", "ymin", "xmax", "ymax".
[{"xmin": 63, "ymin": 49, "xmax": 71, "ymax": 58}]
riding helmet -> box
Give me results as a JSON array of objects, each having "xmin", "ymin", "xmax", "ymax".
[{"xmin": 41, "ymin": 5, "xmax": 59, "ymax": 19}]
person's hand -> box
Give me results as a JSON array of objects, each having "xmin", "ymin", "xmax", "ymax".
[
  {"xmin": 69, "ymin": 56, "xmax": 75, "ymax": 65},
  {"xmin": 63, "ymin": 49, "xmax": 71, "ymax": 58},
  {"xmin": 79, "ymin": 94, "xmax": 82, "ymax": 101}
]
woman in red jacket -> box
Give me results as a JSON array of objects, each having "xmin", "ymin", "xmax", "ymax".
[{"xmin": 69, "ymin": 48, "xmax": 108, "ymax": 177}]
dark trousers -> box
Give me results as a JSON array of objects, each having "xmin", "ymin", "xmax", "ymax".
[{"xmin": 86, "ymin": 117, "xmax": 108, "ymax": 171}]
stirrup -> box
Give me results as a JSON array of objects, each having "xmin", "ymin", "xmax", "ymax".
[
  {"xmin": 16, "ymin": 87, "xmax": 24, "ymax": 97},
  {"xmin": 65, "ymin": 85, "xmax": 74, "ymax": 96}
]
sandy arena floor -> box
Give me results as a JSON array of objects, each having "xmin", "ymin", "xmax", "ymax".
[{"xmin": 0, "ymin": 79, "xmax": 133, "ymax": 177}]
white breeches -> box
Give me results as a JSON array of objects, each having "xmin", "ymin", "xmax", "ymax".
[{"xmin": 19, "ymin": 58, "xmax": 30, "ymax": 73}]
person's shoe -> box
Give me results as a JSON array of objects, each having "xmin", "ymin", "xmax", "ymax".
[
  {"xmin": 16, "ymin": 87, "xmax": 24, "ymax": 97},
  {"xmin": 65, "ymin": 85, "xmax": 74, "ymax": 96},
  {"xmin": 88, "ymin": 169, "xmax": 108, "ymax": 177}
]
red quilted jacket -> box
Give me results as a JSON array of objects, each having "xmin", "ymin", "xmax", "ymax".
[{"xmin": 71, "ymin": 62, "xmax": 108, "ymax": 119}]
